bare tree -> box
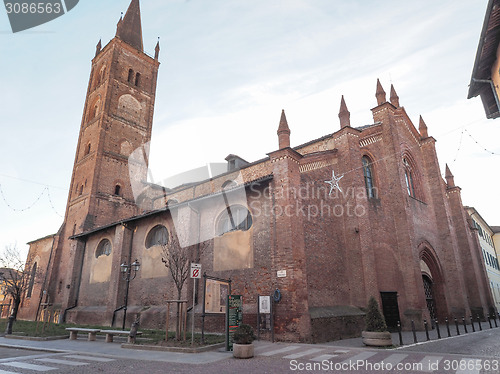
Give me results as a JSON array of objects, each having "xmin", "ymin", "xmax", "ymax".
[
  {"xmin": 0, "ymin": 245, "xmax": 37, "ymax": 321},
  {"xmin": 161, "ymin": 235, "xmax": 193, "ymax": 301},
  {"xmin": 161, "ymin": 234, "xmax": 205, "ymax": 340}
]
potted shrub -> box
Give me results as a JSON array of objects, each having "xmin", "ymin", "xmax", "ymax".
[
  {"xmin": 232, "ymin": 324, "xmax": 256, "ymax": 358},
  {"xmin": 362, "ymin": 296, "xmax": 393, "ymax": 347}
]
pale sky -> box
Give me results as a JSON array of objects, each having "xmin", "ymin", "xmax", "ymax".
[{"xmin": 0, "ymin": 0, "xmax": 499, "ymax": 258}]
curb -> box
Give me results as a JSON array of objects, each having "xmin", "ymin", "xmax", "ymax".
[
  {"xmin": 121, "ymin": 342, "xmax": 225, "ymax": 353},
  {"xmin": 4, "ymin": 335, "xmax": 69, "ymax": 341}
]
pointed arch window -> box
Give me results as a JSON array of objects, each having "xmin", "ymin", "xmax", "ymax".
[
  {"xmin": 403, "ymin": 157, "xmax": 416, "ymax": 198},
  {"xmin": 114, "ymin": 184, "xmax": 121, "ymax": 196},
  {"xmin": 135, "ymin": 72, "xmax": 141, "ymax": 87},
  {"xmin": 127, "ymin": 68, "xmax": 134, "ymax": 83},
  {"xmin": 362, "ymin": 156, "xmax": 376, "ymax": 198},
  {"xmin": 26, "ymin": 262, "xmax": 37, "ymax": 298}
]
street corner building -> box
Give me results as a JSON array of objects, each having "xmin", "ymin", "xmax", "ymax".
[{"xmin": 19, "ymin": 0, "xmax": 495, "ymax": 343}]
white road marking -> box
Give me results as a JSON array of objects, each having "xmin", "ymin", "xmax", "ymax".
[
  {"xmin": 260, "ymin": 346, "xmax": 301, "ymax": 356},
  {"xmin": 283, "ymin": 348, "xmax": 325, "ymax": 359},
  {"xmin": 2, "ymin": 362, "xmax": 56, "ymax": 371},
  {"xmin": 63, "ymin": 354, "xmax": 114, "ymax": 362},
  {"xmin": 311, "ymin": 354, "xmax": 338, "ymax": 362},
  {"xmin": 36, "ymin": 358, "xmax": 88, "ymax": 366}
]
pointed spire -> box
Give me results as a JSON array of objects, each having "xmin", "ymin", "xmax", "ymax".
[
  {"xmin": 116, "ymin": 0, "xmax": 143, "ymax": 52},
  {"xmin": 445, "ymin": 164, "xmax": 455, "ymax": 187},
  {"xmin": 390, "ymin": 84, "xmax": 399, "ymax": 107},
  {"xmin": 95, "ymin": 39, "xmax": 102, "ymax": 57},
  {"xmin": 338, "ymin": 95, "xmax": 350, "ymax": 128},
  {"xmin": 277, "ymin": 109, "xmax": 291, "ymax": 149},
  {"xmin": 419, "ymin": 115, "xmax": 428, "ymax": 138},
  {"xmin": 376, "ymin": 79, "xmax": 386, "ymax": 105},
  {"xmin": 154, "ymin": 38, "xmax": 160, "ymax": 60}
]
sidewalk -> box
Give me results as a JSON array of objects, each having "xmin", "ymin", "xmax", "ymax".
[
  {"xmin": 325, "ymin": 321, "xmax": 499, "ymax": 348},
  {"xmin": 0, "ymin": 336, "xmax": 232, "ymax": 364}
]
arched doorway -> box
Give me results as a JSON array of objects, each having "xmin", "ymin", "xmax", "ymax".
[
  {"xmin": 422, "ymin": 274, "xmax": 437, "ymax": 322},
  {"xmin": 419, "ymin": 243, "xmax": 447, "ymax": 323}
]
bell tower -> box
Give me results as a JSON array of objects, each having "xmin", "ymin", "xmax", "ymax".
[
  {"xmin": 67, "ymin": 0, "xmax": 159, "ymax": 231},
  {"xmin": 49, "ymin": 0, "xmax": 160, "ymax": 312}
]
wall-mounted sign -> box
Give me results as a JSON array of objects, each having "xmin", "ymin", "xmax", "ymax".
[
  {"xmin": 259, "ymin": 295, "xmax": 271, "ymax": 314},
  {"xmin": 277, "ymin": 270, "xmax": 287, "ymax": 278}
]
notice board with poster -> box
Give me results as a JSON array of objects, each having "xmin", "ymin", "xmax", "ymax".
[{"xmin": 204, "ymin": 278, "xmax": 230, "ymax": 314}]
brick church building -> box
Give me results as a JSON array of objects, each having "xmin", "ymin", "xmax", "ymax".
[{"xmin": 20, "ymin": 0, "xmax": 494, "ymax": 342}]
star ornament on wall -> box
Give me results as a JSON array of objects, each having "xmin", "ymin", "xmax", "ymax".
[{"xmin": 325, "ymin": 169, "xmax": 344, "ymax": 195}]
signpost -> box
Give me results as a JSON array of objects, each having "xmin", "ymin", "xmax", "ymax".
[
  {"xmin": 226, "ymin": 295, "xmax": 242, "ymax": 351},
  {"xmin": 190, "ymin": 263, "xmax": 201, "ymax": 345}
]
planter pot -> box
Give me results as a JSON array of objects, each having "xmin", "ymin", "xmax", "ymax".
[
  {"xmin": 233, "ymin": 343, "xmax": 254, "ymax": 358},
  {"xmin": 362, "ymin": 331, "xmax": 392, "ymax": 347}
]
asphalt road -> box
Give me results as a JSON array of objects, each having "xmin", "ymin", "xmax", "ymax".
[{"xmin": 0, "ymin": 328, "xmax": 499, "ymax": 373}]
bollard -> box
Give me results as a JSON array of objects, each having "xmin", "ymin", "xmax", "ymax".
[
  {"xmin": 435, "ymin": 319, "xmax": 441, "ymax": 339},
  {"xmin": 470, "ymin": 316, "xmax": 475, "ymax": 332},
  {"xmin": 445, "ymin": 318, "xmax": 451, "ymax": 337},
  {"xmin": 411, "ymin": 320, "xmax": 418, "ymax": 344},
  {"xmin": 488, "ymin": 315, "xmax": 493, "ymax": 329},
  {"xmin": 477, "ymin": 315, "xmax": 482, "ymax": 331},
  {"xmin": 397, "ymin": 321, "xmax": 403, "ymax": 346},
  {"xmin": 4, "ymin": 316, "xmax": 14, "ymax": 335},
  {"xmin": 462, "ymin": 317, "xmax": 468, "ymax": 333},
  {"xmin": 494, "ymin": 314, "xmax": 498, "ymax": 328},
  {"xmin": 424, "ymin": 319, "xmax": 430, "ymax": 341},
  {"xmin": 454, "ymin": 318, "xmax": 460, "ymax": 335}
]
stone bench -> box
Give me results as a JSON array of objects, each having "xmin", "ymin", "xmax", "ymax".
[
  {"xmin": 66, "ymin": 328, "xmax": 101, "ymax": 341},
  {"xmin": 99, "ymin": 329, "xmax": 142, "ymax": 343}
]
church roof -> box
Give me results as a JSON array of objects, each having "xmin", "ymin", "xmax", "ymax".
[{"xmin": 116, "ymin": 0, "xmax": 143, "ymax": 52}]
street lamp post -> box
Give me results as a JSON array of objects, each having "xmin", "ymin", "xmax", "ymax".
[{"xmin": 120, "ymin": 259, "xmax": 140, "ymax": 330}]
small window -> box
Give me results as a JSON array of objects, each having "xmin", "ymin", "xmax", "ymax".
[
  {"xmin": 95, "ymin": 239, "xmax": 112, "ymax": 258},
  {"xmin": 217, "ymin": 206, "xmax": 252, "ymax": 236},
  {"xmin": 145, "ymin": 225, "xmax": 168, "ymax": 248},
  {"xmin": 135, "ymin": 72, "xmax": 141, "ymax": 87},
  {"xmin": 78, "ymin": 185, "xmax": 83, "ymax": 196},
  {"xmin": 128, "ymin": 68, "xmax": 134, "ymax": 83},
  {"xmin": 85, "ymin": 143, "xmax": 91, "ymax": 156},
  {"xmin": 114, "ymin": 185, "xmax": 121, "ymax": 196},
  {"xmin": 362, "ymin": 156, "xmax": 376, "ymax": 198}
]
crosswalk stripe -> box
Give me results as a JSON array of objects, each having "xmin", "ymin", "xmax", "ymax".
[
  {"xmin": 2, "ymin": 362, "xmax": 56, "ymax": 371},
  {"xmin": 340, "ymin": 351, "xmax": 377, "ymax": 364},
  {"xmin": 334, "ymin": 349, "xmax": 350, "ymax": 354},
  {"xmin": 283, "ymin": 348, "xmax": 325, "ymax": 359},
  {"xmin": 260, "ymin": 346, "xmax": 301, "ymax": 356},
  {"xmin": 376, "ymin": 353, "xmax": 408, "ymax": 367},
  {"xmin": 36, "ymin": 358, "xmax": 88, "ymax": 366},
  {"xmin": 311, "ymin": 354, "xmax": 338, "ymax": 362},
  {"xmin": 417, "ymin": 356, "xmax": 443, "ymax": 372},
  {"xmin": 254, "ymin": 344, "xmax": 274, "ymax": 353},
  {"xmin": 0, "ymin": 370, "xmax": 20, "ymax": 374},
  {"xmin": 456, "ymin": 358, "xmax": 481, "ymax": 374},
  {"xmin": 63, "ymin": 355, "xmax": 114, "ymax": 362}
]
